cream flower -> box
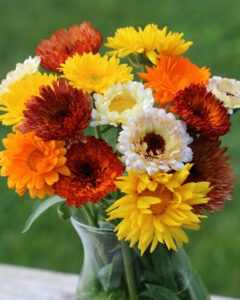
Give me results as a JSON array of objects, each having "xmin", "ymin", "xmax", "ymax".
[
  {"xmin": 0, "ymin": 56, "xmax": 41, "ymax": 98},
  {"xmin": 91, "ymin": 81, "xmax": 154, "ymax": 127},
  {"xmin": 117, "ymin": 107, "xmax": 193, "ymax": 175},
  {"xmin": 207, "ymin": 76, "xmax": 240, "ymax": 114}
]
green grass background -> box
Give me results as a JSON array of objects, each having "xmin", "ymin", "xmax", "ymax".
[{"xmin": 0, "ymin": 0, "xmax": 240, "ymax": 297}]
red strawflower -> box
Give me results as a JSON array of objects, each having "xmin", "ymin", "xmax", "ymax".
[
  {"xmin": 170, "ymin": 84, "xmax": 231, "ymax": 139},
  {"xmin": 54, "ymin": 136, "xmax": 125, "ymax": 207},
  {"xmin": 19, "ymin": 78, "xmax": 91, "ymax": 145},
  {"xmin": 36, "ymin": 22, "xmax": 103, "ymax": 73},
  {"xmin": 188, "ymin": 135, "xmax": 235, "ymax": 213}
]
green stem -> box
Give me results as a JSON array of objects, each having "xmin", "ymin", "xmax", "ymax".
[
  {"xmin": 121, "ymin": 242, "xmax": 138, "ymax": 300},
  {"xmin": 80, "ymin": 205, "xmax": 98, "ymax": 227}
]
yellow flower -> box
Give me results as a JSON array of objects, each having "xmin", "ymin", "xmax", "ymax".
[
  {"xmin": 60, "ymin": 52, "xmax": 133, "ymax": 94},
  {"xmin": 107, "ymin": 164, "xmax": 211, "ymax": 255},
  {"xmin": 105, "ymin": 24, "xmax": 193, "ymax": 64},
  {"xmin": 0, "ymin": 72, "xmax": 57, "ymax": 129},
  {"xmin": 0, "ymin": 131, "xmax": 70, "ymax": 199}
]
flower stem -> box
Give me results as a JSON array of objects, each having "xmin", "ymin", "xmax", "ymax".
[
  {"xmin": 81, "ymin": 205, "xmax": 98, "ymax": 227},
  {"xmin": 121, "ymin": 242, "xmax": 138, "ymax": 300}
]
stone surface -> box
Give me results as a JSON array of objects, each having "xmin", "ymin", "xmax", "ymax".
[{"xmin": 0, "ymin": 263, "xmax": 238, "ymax": 300}]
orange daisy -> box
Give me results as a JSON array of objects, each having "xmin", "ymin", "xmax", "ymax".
[
  {"xmin": 139, "ymin": 55, "xmax": 210, "ymax": 107},
  {"xmin": 0, "ymin": 131, "xmax": 70, "ymax": 199},
  {"xmin": 54, "ymin": 136, "xmax": 124, "ymax": 207},
  {"xmin": 36, "ymin": 22, "xmax": 103, "ymax": 73},
  {"xmin": 170, "ymin": 84, "xmax": 231, "ymax": 139}
]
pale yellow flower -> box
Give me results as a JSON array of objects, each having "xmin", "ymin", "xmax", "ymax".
[
  {"xmin": 207, "ymin": 76, "xmax": 240, "ymax": 114},
  {"xmin": 91, "ymin": 81, "xmax": 154, "ymax": 127}
]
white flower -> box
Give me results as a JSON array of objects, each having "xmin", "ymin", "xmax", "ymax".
[
  {"xmin": 0, "ymin": 56, "xmax": 41, "ymax": 98},
  {"xmin": 91, "ymin": 81, "xmax": 154, "ymax": 127},
  {"xmin": 117, "ymin": 107, "xmax": 193, "ymax": 175},
  {"xmin": 207, "ymin": 76, "xmax": 240, "ymax": 114}
]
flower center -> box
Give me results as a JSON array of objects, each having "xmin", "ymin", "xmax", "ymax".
[
  {"xmin": 142, "ymin": 133, "xmax": 165, "ymax": 156},
  {"xmin": 28, "ymin": 150, "xmax": 44, "ymax": 171},
  {"xmin": 109, "ymin": 95, "xmax": 136, "ymax": 113},
  {"xmin": 150, "ymin": 188, "xmax": 172, "ymax": 215}
]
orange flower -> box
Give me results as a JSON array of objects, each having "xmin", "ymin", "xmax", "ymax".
[
  {"xmin": 54, "ymin": 136, "xmax": 124, "ymax": 207},
  {"xmin": 0, "ymin": 132, "xmax": 70, "ymax": 199},
  {"xmin": 36, "ymin": 22, "xmax": 103, "ymax": 73},
  {"xmin": 139, "ymin": 55, "xmax": 210, "ymax": 107}
]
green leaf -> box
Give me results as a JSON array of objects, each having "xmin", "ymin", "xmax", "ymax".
[
  {"xmin": 141, "ymin": 284, "xmax": 179, "ymax": 300},
  {"xmin": 57, "ymin": 201, "xmax": 77, "ymax": 220},
  {"xmin": 97, "ymin": 253, "xmax": 123, "ymax": 292},
  {"xmin": 22, "ymin": 196, "xmax": 64, "ymax": 233}
]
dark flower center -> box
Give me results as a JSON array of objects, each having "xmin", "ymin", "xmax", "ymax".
[{"xmin": 143, "ymin": 133, "xmax": 165, "ymax": 156}]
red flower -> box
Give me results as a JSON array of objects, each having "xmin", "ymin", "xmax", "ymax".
[
  {"xmin": 170, "ymin": 84, "xmax": 231, "ymax": 139},
  {"xmin": 188, "ymin": 135, "xmax": 235, "ymax": 213},
  {"xmin": 54, "ymin": 136, "xmax": 125, "ymax": 207},
  {"xmin": 36, "ymin": 22, "xmax": 103, "ymax": 73},
  {"xmin": 19, "ymin": 79, "xmax": 91, "ymax": 145}
]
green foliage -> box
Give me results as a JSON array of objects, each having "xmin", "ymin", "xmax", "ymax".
[{"xmin": 0, "ymin": 0, "xmax": 240, "ymax": 298}]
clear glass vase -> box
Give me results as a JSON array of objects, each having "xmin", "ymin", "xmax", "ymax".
[{"xmin": 71, "ymin": 215, "xmax": 210, "ymax": 300}]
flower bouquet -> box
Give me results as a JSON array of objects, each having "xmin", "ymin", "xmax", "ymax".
[{"xmin": 0, "ymin": 22, "xmax": 237, "ymax": 299}]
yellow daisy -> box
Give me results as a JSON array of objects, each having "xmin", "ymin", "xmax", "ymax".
[
  {"xmin": 60, "ymin": 52, "xmax": 133, "ymax": 94},
  {"xmin": 0, "ymin": 72, "xmax": 57, "ymax": 129},
  {"xmin": 107, "ymin": 164, "xmax": 211, "ymax": 255},
  {"xmin": 105, "ymin": 24, "xmax": 193, "ymax": 64},
  {"xmin": 0, "ymin": 56, "xmax": 41, "ymax": 99}
]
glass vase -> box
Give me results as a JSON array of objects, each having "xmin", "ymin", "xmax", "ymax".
[{"xmin": 71, "ymin": 215, "xmax": 210, "ymax": 300}]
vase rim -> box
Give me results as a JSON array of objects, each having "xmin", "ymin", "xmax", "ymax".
[{"xmin": 70, "ymin": 216, "xmax": 115, "ymax": 235}]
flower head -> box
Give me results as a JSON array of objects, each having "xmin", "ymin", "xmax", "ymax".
[
  {"xmin": 0, "ymin": 56, "xmax": 41, "ymax": 99},
  {"xmin": 0, "ymin": 72, "xmax": 57, "ymax": 129},
  {"xmin": 105, "ymin": 24, "xmax": 192, "ymax": 64},
  {"xmin": 188, "ymin": 135, "xmax": 235, "ymax": 213},
  {"xmin": 139, "ymin": 55, "xmax": 210, "ymax": 107},
  {"xmin": 107, "ymin": 164, "xmax": 211, "ymax": 255},
  {"xmin": 0, "ymin": 132, "xmax": 70, "ymax": 199},
  {"xmin": 170, "ymin": 84, "xmax": 231, "ymax": 139},
  {"xmin": 60, "ymin": 52, "xmax": 133, "ymax": 94},
  {"xmin": 117, "ymin": 107, "xmax": 193, "ymax": 175},
  {"xmin": 91, "ymin": 81, "xmax": 154, "ymax": 127},
  {"xmin": 19, "ymin": 79, "xmax": 91, "ymax": 144},
  {"xmin": 36, "ymin": 22, "xmax": 103, "ymax": 73},
  {"xmin": 207, "ymin": 76, "xmax": 240, "ymax": 114},
  {"xmin": 54, "ymin": 136, "xmax": 124, "ymax": 207}
]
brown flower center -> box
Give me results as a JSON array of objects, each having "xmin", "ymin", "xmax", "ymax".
[
  {"xmin": 142, "ymin": 133, "xmax": 165, "ymax": 156},
  {"xmin": 150, "ymin": 188, "xmax": 172, "ymax": 215}
]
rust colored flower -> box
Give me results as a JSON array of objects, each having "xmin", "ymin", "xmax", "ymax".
[
  {"xmin": 170, "ymin": 84, "xmax": 231, "ymax": 139},
  {"xmin": 36, "ymin": 22, "xmax": 103, "ymax": 73},
  {"xmin": 54, "ymin": 136, "xmax": 125, "ymax": 207},
  {"xmin": 138, "ymin": 55, "xmax": 210, "ymax": 107},
  {"xmin": 0, "ymin": 131, "xmax": 70, "ymax": 199},
  {"xmin": 188, "ymin": 135, "xmax": 235, "ymax": 213},
  {"xmin": 18, "ymin": 79, "xmax": 91, "ymax": 145}
]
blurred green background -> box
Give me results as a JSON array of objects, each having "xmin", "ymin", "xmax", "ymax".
[{"xmin": 0, "ymin": 0, "xmax": 240, "ymax": 297}]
